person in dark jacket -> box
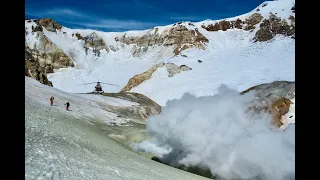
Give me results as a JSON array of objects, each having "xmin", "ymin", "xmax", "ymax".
[{"xmin": 64, "ymin": 102, "xmax": 70, "ymax": 110}]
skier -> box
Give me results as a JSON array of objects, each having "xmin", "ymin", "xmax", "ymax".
[
  {"xmin": 50, "ymin": 96, "xmax": 54, "ymax": 106},
  {"xmin": 64, "ymin": 102, "xmax": 70, "ymax": 111}
]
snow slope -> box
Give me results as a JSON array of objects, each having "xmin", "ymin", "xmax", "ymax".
[
  {"xmin": 131, "ymin": 34, "xmax": 294, "ymax": 106},
  {"xmin": 25, "ymin": 76, "xmax": 138, "ymax": 125},
  {"xmin": 25, "ymin": 0, "xmax": 295, "ymax": 106},
  {"xmin": 25, "ymin": 76, "xmax": 209, "ymax": 180},
  {"xmin": 130, "ymin": 0, "xmax": 295, "ymax": 106}
]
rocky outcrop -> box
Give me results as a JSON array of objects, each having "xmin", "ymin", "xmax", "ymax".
[
  {"xmin": 90, "ymin": 92, "xmax": 162, "ymax": 120},
  {"xmin": 244, "ymin": 13, "xmax": 263, "ymax": 30},
  {"xmin": 179, "ymin": 65, "xmax": 192, "ymax": 71},
  {"xmin": 201, "ymin": 13, "xmax": 264, "ymax": 32},
  {"xmin": 73, "ymin": 33, "xmax": 84, "ymax": 40},
  {"xmin": 120, "ymin": 62, "xmax": 165, "ymax": 92},
  {"xmin": 254, "ymin": 13, "xmax": 295, "ymax": 42},
  {"xmin": 35, "ymin": 18, "xmax": 62, "ymax": 32},
  {"xmin": 120, "ymin": 62, "xmax": 192, "ymax": 92},
  {"xmin": 165, "ymin": 63, "xmax": 192, "ymax": 77},
  {"xmin": 83, "ymin": 32, "xmax": 109, "ymax": 51},
  {"xmin": 25, "ymin": 28, "xmax": 75, "ymax": 85},
  {"xmin": 118, "ymin": 24, "xmax": 208, "ymax": 56},
  {"xmin": 202, "ymin": 19, "xmax": 243, "ymax": 31},
  {"xmin": 31, "ymin": 31, "xmax": 74, "ymax": 69},
  {"xmin": 32, "ymin": 25, "xmax": 43, "ymax": 32},
  {"xmin": 201, "ymin": 12, "xmax": 295, "ymax": 42},
  {"xmin": 25, "ymin": 46, "xmax": 53, "ymax": 86},
  {"xmin": 240, "ymin": 81, "xmax": 295, "ymax": 130},
  {"xmin": 291, "ymin": 4, "xmax": 295, "ymax": 13}
]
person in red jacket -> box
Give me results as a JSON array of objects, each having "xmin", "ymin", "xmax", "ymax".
[{"xmin": 50, "ymin": 96, "xmax": 54, "ymax": 106}]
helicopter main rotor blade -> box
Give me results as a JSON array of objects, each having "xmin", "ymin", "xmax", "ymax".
[
  {"xmin": 100, "ymin": 82, "xmax": 120, "ymax": 87},
  {"xmin": 77, "ymin": 82, "xmax": 97, "ymax": 86}
]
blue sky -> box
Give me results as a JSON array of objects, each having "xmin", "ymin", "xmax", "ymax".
[{"xmin": 25, "ymin": 0, "xmax": 265, "ymax": 32}]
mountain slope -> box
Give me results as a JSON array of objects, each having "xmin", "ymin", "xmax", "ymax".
[
  {"xmin": 25, "ymin": 77, "xmax": 208, "ymax": 180},
  {"xmin": 24, "ymin": 0, "xmax": 295, "ymax": 106}
]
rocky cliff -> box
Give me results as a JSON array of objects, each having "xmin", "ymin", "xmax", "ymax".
[
  {"xmin": 25, "ymin": 46, "xmax": 53, "ymax": 86},
  {"xmin": 118, "ymin": 23, "xmax": 208, "ymax": 56},
  {"xmin": 201, "ymin": 3, "xmax": 295, "ymax": 41},
  {"xmin": 25, "ymin": 19, "xmax": 75, "ymax": 85}
]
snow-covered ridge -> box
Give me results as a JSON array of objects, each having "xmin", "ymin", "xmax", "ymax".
[
  {"xmin": 25, "ymin": 0, "xmax": 295, "ymax": 56},
  {"xmin": 25, "ymin": 0, "xmax": 294, "ymax": 108},
  {"xmin": 198, "ymin": 0, "xmax": 295, "ymax": 26}
]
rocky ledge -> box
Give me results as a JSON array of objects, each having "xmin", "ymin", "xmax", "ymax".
[
  {"xmin": 120, "ymin": 62, "xmax": 192, "ymax": 92},
  {"xmin": 201, "ymin": 11, "xmax": 295, "ymax": 42},
  {"xmin": 241, "ymin": 81, "xmax": 295, "ymax": 130}
]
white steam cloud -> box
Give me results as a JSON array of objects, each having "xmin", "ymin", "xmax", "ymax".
[{"xmin": 134, "ymin": 85, "xmax": 295, "ymax": 180}]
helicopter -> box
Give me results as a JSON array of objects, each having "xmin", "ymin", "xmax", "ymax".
[{"xmin": 77, "ymin": 80, "xmax": 120, "ymax": 93}]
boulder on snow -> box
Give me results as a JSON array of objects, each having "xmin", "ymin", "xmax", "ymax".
[
  {"xmin": 180, "ymin": 65, "xmax": 192, "ymax": 71},
  {"xmin": 165, "ymin": 63, "xmax": 181, "ymax": 77},
  {"xmin": 75, "ymin": 33, "xmax": 84, "ymax": 40}
]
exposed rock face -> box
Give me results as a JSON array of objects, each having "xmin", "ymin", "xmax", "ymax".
[
  {"xmin": 201, "ymin": 12, "xmax": 295, "ymax": 42},
  {"xmin": 245, "ymin": 13, "xmax": 264, "ymax": 26},
  {"xmin": 90, "ymin": 92, "xmax": 162, "ymax": 120},
  {"xmin": 84, "ymin": 32, "xmax": 109, "ymax": 51},
  {"xmin": 120, "ymin": 62, "xmax": 165, "ymax": 92},
  {"xmin": 120, "ymin": 62, "xmax": 192, "ymax": 92},
  {"xmin": 254, "ymin": 13, "xmax": 295, "ymax": 42},
  {"xmin": 74, "ymin": 33, "xmax": 84, "ymax": 40},
  {"xmin": 32, "ymin": 25, "xmax": 43, "ymax": 32},
  {"xmin": 35, "ymin": 18, "xmax": 62, "ymax": 32},
  {"xmin": 25, "ymin": 46, "xmax": 53, "ymax": 86},
  {"xmin": 165, "ymin": 63, "xmax": 192, "ymax": 77},
  {"xmin": 244, "ymin": 13, "xmax": 263, "ymax": 30},
  {"xmin": 118, "ymin": 24, "xmax": 208, "ymax": 56},
  {"xmin": 241, "ymin": 81, "xmax": 295, "ymax": 129},
  {"xmin": 32, "ymin": 32, "xmax": 74, "ymax": 69},
  {"xmin": 202, "ymin": 18, "xmax": 246, "ymax": 31},
  {"xmin": 201, "ymin": 13, "xmax": 263, "ymax": 32},
  {"xmin": 25, "ymin": 28, "xmax": 75, "ymax": 85},
  {"xmin": 131, "ymin": 45, "xmax": 148, "ymax": 57}
]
